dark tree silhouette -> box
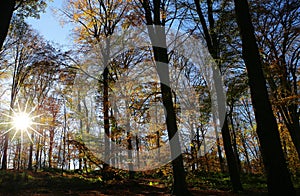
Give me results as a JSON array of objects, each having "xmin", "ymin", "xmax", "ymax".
[
  {"xmin": 0, "ymin": 0, "xmax": 16, "ymax": 50},
  {"xmin": 233, "ymin": 0, "xmax": 295, "ymax": 195},
  {"xmin": 193, "ymin": 0, "xmax": 243, "ymax": 191},
  {"xmin": 141, "ymin": 0, "xmax": 191, "ymax": 195}
]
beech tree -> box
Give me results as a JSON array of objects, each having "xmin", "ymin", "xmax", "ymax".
[
  {"xmin": 251, "ymin": 0, "xmax": 300, "ymax": 160},
  {"xmin": 234, "ymin": 0, "xmax": 295, "ymax": 194},
  {"xmin": 63, "ymin": 0, "xmax": 129, "ymax": 169},
  {"xmin": 140, "ymin": 0, "xmax": 191, "ymax": 195}
]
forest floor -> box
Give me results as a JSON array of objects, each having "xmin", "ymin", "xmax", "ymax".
[{"xmin": 0, "ymin": 169, "xmax": 296, "ymax": 196}]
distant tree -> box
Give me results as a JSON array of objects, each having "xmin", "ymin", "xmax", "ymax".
[
  {"xmin": 182, "ymin": 0, "xmax": 243, "ymax": 191},
  {"xmin": 233, "ymin": 0, "xmax": 295, "ymax": 194},
  {"xmin": 1, "ymin": 20, "xmax": 39, "ymax": 170},
  {"xmin": 63, "ymin": 0, "xmax": 129, "ymax": 169}
]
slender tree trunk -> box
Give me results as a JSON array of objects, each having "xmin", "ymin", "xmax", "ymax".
[
  {"xmin": 103, "ymin": 67, "xmax": 110, "ymax": 169},
  {"xmin": 67, "ymin": 134, "xmax": 71, "ymax": 170},
  {"xmin": 62, "ymin": 102, "xmax": 67, "ymax": 172},
  {"xmin": 213, "ymin": 113, "xmax": 225, "ymax": 172},
  {"xmin": 142, "ymin": 1, "xmax": 190, "ymax": 195},
  {"xmin": 229, "ymin": 112, "xmax": 242, "ymax": 173},
  {"xmin": 284, "ymin": 111, "xmax": 300, "ymax": 161},
  {"xmin": 17, "ymin": 140, "xmax": 21, "ymax": 170},
  {"xmin": 234, "ymin": 0, "xmax": 295, "ymax": 194},
  {"xmin": 239, "ymin": 126, "xmax": 252, "ymax": 173},
  {"xmin": 193, "ymin": 2, "xmax": 242, "ymax": 189},
  {"xmin": 0, "ymin": 0, "xmax": 15, "ymax": 50},
  {"xmin": 49, "ymin": 129, "xmax": 54, "ymax": 168},
  {"xmin": 136, "ymin": 134, "xmax": 140, "ymax": 169},
  {"xmin": 196, "ymin": 127, "xmax": 200, "ymax": 170},
  {"xmin": 222, "ymin": 117, "xmax": 243, "ymax": 191},
  {"xmin": 1, "ymin": 134, "xmax": 9, "ymax": 170},
  {"xmin": 125, "ymin": 100, "xmax": 134, "ymax": 178},
  {"xmin": 28, "ymin": 134, "xmax": 34, "ymax": 170},
  {"xmin": 2, "ymin": 102, "xmax": 16, "ymax": 170},
  {"xmin": 35, "ymin": 136, "xmax": 40, "ymax": 171}
]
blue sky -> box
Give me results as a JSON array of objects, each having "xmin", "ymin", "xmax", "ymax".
[{"xmin": 26, "ymin": 0, "xmax": 73, "ymax": 46}]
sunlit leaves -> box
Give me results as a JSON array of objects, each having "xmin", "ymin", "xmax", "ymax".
[{"xmin": 64, "ymin": 0, "xmax": 131, "ymax": 44}]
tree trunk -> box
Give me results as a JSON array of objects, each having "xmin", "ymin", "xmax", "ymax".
[
  {"xmin": 151, "ymin": 25, "xmax": 191, "ymax": 196},
  {"xmin": 234, "ymin": 0, "xmax": 295, "ymax": 194},
  {"xmin": 229, "ymin": 112, "xmax": 242, "ymax": 173},
  {"xmin": 240, "ymin": 126, "xmax": 252, "ymax": 173},
  {"xmin": 284, "ymin": 109, "xmax": 300, "ymax": 161},
  {"xmin": 222, "ymin": 117, "xmax": 243, "ymax": 191},
  {"xmin": 49, "ymin": 128, "xmax": 54, "ymax": 168},
  {"xmin": 136, "ymin": 134, "xmax": 140, "ymax": 169},
  {"xmin": 0, "ymin": 0, "xmax": 15, "ymax": 49},
  {"xmin": 193, "ymin": 1, "xmax": 242, "ymax": 189},
  {"xmin": 103, "ymin": 67, "xmax": 110, "ymax": 169},
  {"xmin": 125, "ymin": 100, "xmax": 134, "ymax": 179},
  {"xmin": 28, "ymin": 134, "xmax": 34, "ymax": 170},
  {"xmin": 141, "ymin": 1, "xmax": 191, "ymax": 195},
  {"xmin": 213, "ymin": 113, "xmax": 225, "ymax": 172}
]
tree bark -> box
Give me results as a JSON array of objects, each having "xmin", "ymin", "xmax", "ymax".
[{"xmin": 233, "ymin": 0, "xmax": 295, "ymax": 194}]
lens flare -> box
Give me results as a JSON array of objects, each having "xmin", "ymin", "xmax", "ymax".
[
  {"xmin": 13, "ymin": 112, "xmax": 32, "ymax": 131},
  {"xmin": 0, "ymin": 100, "xmax": 44, "ymax": 143}
]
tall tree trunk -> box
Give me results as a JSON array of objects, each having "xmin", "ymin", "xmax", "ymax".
[
  {"xmin": 49, "ymin": 128, "xmax": 54, "ymax": 168},
  {"xmin": 35, "ymin": 136, "xmax": 40, "ymax": 171},
  {"xmin": 239, "ymin": 123, "xmax": 252, "ymax": 173},
  {"xmin": 136, "ymin": 134, "xmax": 140, "ymax": 169},
  {"xmin": 213, "ymin": 113, "xmax": 225, "ymax": 172},
  {"xmin": 283, "ymin": 109, "xmax": 300, "ymax": 161},
  {"xmin": 2, "ymin": 101, "xmax": 16, "ymax": 170},
  {"xmin": 193, "ymin": 1, "xmax": 242, "ymax": 189},
  {"xmin": 102, "ymin": 36, "xmax": 112, "ymax": 170},
  {"xmin": 234, "ymin": 0, "xmax": 295, "ymax": 194},
  {"xmin": 222, "ymin": 116, "xmax": 243, "ymax": 191},
  {"xmin": 142, "ymin": 1, "xmax": 190, "ymax": 195},
  {"xmin": 28, "ymin": 134, "xmax": 34, "ymax": 170},
  {"xmin": 125, "ymin": 100, "xmax": 134, "ymax": 178},
  {"xmin": 0, "ymin": 0, "xmax": 15, "ymax": 50},
  {"xmin": 1, "ymin": 134, "xmax": 9, "ymax": 170},
  {"xmin": 229, "ymin": 112, "xmax": 242, "ymax": 173},
  {"xmin": 102, "ymin": 66, "xmax": 110, "ymax": 169}
]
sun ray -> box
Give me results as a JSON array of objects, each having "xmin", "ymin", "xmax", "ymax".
[
  {"xmin": 24, "ymin": 99, "xmax": 29, "ymax": 113},
  {"xmin": 31, "ymin": 113, "xmax": 44, "ymax": 120},
  {"xmin": 11, "ymin": 129, "xmax": 19, "ymax": 141},
  {"xmin": 0, "ymin": 126, "xmax": 15, "ymax": 137},
  {"xmin": 28, "ymin": 104, "xmax": 38, "ymax": 116},
  {"xmin": 1, "ymin": 112, "xmax": 14, "ymax": 119},
  {"xmin": 25, "ymin": 129, "xmax": 33, "ymax": 144},
  {"xmin": 0, "ymin": 122, "xmax": 13, "ymax": 125},
  {"xmin": 28, "ymin": 126, "xmax": 43, "ymax": 137},
  {"xmin": 0, "ymin": 100, "xmax": 46, "ymax": 143},
  {"xmin": 31, "ymin": 122, "xmax": 47, "ymax": 126}
]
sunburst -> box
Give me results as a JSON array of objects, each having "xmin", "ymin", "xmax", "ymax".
[{"xmin": 0, "ymin": 100, "xmax": 44, "ymax": 143}]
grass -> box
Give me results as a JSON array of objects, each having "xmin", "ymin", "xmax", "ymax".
[{"xmin": 0, "ymin": 168, "xmax": 299, "ymax": 195}]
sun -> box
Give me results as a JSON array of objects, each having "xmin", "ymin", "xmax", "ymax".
[
  {"xmin": 0, "ymin": 101, "xmax": 44, "ymax": 143},
  {"xmin": 13, "ymin": 112, "xmax": 33, "ymax": 131}
]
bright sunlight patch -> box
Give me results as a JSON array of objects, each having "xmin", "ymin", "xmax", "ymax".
[{"xmin": 0, "ymin": 101, "xmax": 44, "ymax": 143}]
